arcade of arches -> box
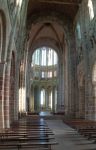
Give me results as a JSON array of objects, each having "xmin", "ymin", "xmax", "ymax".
[{"xmin": 0, "ymin": 0, "xmax": 96, "ymax": 129}]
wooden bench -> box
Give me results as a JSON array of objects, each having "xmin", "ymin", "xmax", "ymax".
[
  {"xmin": 0, "ymin": 141, "xmax": 58, "ymax": 150},
  {"xmin": 0, "ymin": 136, "xmax": 54, "ymax": 142},
  {"xmin": 0, "ymin": 117, "xmax": 58, "ymax": 150},
  {"xmin": 12, "ymin": 129, "xmax": 52, "ymax": 133},
  {"xmin": 78, "ymin": 128, "xmax": 96, "ymax": 133},
  {"xmin": 63, "ymin": 119, "xmax": 96, "ymax": 143},
  {"xmin": 63, "ymin": 119, "xmax": 96, "ymax": 129}
]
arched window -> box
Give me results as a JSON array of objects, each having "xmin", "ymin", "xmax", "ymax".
[
  {"xmin": 32, "ymin": 47, "xmax": 58, "ymax": 79},
  {"xmin": 32, "ymin": 47, "xmax": 58, "ymax": 67},
  {"xmin": 31, "ymin": 47, "xmax": 58, "ymax": 113},
  {"xmin": 40, "ymin": 89, "xmax": 45, "ymax": 106}
]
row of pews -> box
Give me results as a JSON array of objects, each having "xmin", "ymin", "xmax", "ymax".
[
  {"xmin": 64, "ymin": 119, "xmax": 96, "ymax": 143},
  {"xmin": 0, "ymin": 117, "xmax": 58, "ymax": 150}
]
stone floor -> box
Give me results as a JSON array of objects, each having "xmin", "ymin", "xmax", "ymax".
[
  {"xmin": 46, "ymin": 119, "xmax": 96, "ymax": 150},
  {"xmin": 39, "ymin": 111, "xmax": 52, "ymax": 116}
]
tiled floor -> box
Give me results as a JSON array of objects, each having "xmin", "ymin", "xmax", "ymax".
[{"xmin": 46, "ymin": 119, "xmax": 96, "ymax": 150}]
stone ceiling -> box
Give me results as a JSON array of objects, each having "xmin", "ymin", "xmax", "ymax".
[
  {"xmin": 27, "ymin": 0, "xmax": 82, "ymax": 21},
  {"xmin": 27, "ymin": 0, "xmax": 82, "ymax": 53}
]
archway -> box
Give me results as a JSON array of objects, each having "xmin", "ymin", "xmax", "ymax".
[
  {"xmin": 30, "ymin": 47, "xmax": 58, "ymax": 114},
  {"xmin": 26, "ymin": 11, "xmax": 72, "ymax": 117}
]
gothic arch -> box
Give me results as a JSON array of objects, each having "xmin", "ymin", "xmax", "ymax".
[
  {"xmin": 27, "ymin": 11, "xmax": 73, "ymax": 58},
  {"xmin": 19, "ymin": 60, "xmax": 25, "ymax": 113},
  {"xmin": 30, "ymin": 38, "xmax": 61, "ymax": 59},
  {"xmin": 27, "ymin": 10, "xmax": 71, "ymax": 37},
  {"xmin": 27, "ymin": 36, "xmax": 69, "ymax": 114},
  {"xmin": 26, "ymin": 8, "xmax": 75, "ymax": 116},
  {"xmin": 27, "ymin": 11, "xmax": 72, "ymax": 63}
]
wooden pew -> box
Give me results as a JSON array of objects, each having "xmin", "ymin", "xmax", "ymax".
[
  {"xmin": 0, "ymin": 141, "xmax": 58, "ymax": 150},
  {"xmin": 64, "ymin": 119, "xmax": 96, "ymax": 130},
  {"xmin": 0, "ymin": 135, "xmax": 54, "ymax": 142},
  {"xmin": 64, "ymin": 119, "xmax": 96, "ymax": 143},
  {"xmin": 0, "ymin": 117, "xmax": 58, "ymax": 150}
]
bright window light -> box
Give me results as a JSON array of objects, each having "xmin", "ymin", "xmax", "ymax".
[
  {"xmin": 16, "ymin": 0, "xmax": 22, "ymax": 7},
  {"xmin": 88, "ymin": 0, "xmax": 94, "ymax": 20},
  {"xmin": 41, "ymin": 48, "xmax": 46, "ymax": 66},
  {"xmin": 32, "ymin": 47, "xmax": 58, "ymax": 80},
  {"xmin": 19, "ymin": 87, "xmax": 26, "ymax": 112},
  {"xmin": 32, "ymin": 47, "xmax": 58, "ymax": 66},
  {"xmin": 40, "ymin": 89, "xmax": 45, "ymax": 106}
]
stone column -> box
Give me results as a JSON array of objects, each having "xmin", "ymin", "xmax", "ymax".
[
  {"xmin": 55, "ymin": 87, "xmax": 58, "ymax": 112},
  {"xmin": 4, "ymin": 60, "xmax": 11, "ymax": 128},
  {"xmin": 79, "ymin": 86, "xmax": 85, "ymax": 118},
  {"xmin": 57, "ymin": 60, "xmax": 64, "ymax": 113},
  {"xmin": 14, "ymin": 59, "xmax": 19, "ymax": 121},
  {"xmin": 82, "ymin": 32, "xmax": 93, "ymax": 120},
  {"xmin": 29, "ymin": 85, "xmax": 34, "ymax": 112},
  {"xmin": 48, "ymin": 89, "xmax": 50, "ymax": 110},
  {"xmin": 57, "ymin": 61, "xmax": 62, "ymax": 112},
  {"xmin": 19, "ymin": 60, "xmax": 26, "ymax": 113},
  {"xmin": 52, "ymin": 86, "xmax": 55, "ymax": 113},
  {"xmin": 45, "ymin": 89, "xmax": 49, "ymax": 110},
  {"xmin": 38, "ymin": 86, "xmax": 40, "ymax": 112},
  {"xmin": 34, "ymin": 86, "xmax": 40, "ymax": 113},
  {"xmin": 0, "ymin": 63, "xmax": 5, "ymax": 128}
]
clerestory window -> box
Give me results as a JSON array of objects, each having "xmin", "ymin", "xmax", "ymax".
[
  {"xmin": 32, "ymin": 47, "xmax": 58, "ymax": 67},
  {"xmin": 32, "ymin": 47, "xmax": 58, "ymax": 80}
]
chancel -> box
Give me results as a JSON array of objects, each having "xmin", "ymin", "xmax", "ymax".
[
  {"xmin": 0, "ymin": 0, "xmax": 96, "ymax": 150},
  {"xmin": 30, "ymin": 47, "xmax": 58, "ymax": 113}
]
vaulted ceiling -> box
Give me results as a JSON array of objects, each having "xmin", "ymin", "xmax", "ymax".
[
  {"xmin": 27, "ymin": 0, "xmax": 82, "ymax": 53},
  {"xmin": 27, "ymin": 0, "xmax": 82, "ymax": 21}
]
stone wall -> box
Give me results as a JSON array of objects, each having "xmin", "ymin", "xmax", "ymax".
[
  {"xmin": 75, "ymin": 0, "xmax": 96, "ymax": 120},
  {"xmin": 0, "ymin": 0, "xmax": 28, "ymax": 128}
]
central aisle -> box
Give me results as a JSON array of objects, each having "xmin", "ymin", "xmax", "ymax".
[{"xmin": 46, "ymin": 119, "xmax": 96, "ymax": 150}]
